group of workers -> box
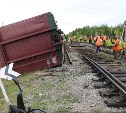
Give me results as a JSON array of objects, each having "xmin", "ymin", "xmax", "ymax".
[
  {"xmin": 70, "ymin": 36, "xmax": 77, "ymax": 44},
  {"xmin": 70, "ymin": 35, "xmax": 124, "ymax": 60},
  {"xmin": 95, "ymin": 35, "xmax": 121, "ymax": 60}
]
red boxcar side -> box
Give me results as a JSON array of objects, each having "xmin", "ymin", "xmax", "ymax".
[{"xmin": 0, "ymin": 12, "xmax": 63, "ymax": 73}]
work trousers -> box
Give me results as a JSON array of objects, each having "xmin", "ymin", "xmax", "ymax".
[
  {"xmin": 89, "ymin": 40, "xmax": 92, "ymax": 44},
  {"xmin": 96, "ymin": 46, "xmax": 101, "ymax": 53}
]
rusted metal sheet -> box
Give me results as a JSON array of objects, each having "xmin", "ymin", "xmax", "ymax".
[{"xmin": 0, "ymin": 12, "xmax": 63, "ymax": 73}]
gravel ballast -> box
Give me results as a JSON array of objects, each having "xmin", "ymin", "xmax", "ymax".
[{"xmin": 37, "ymin": 45, "xmax": 126, "ymax": 112}]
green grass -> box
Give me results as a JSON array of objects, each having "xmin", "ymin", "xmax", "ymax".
[
  {"xmin": 58, "ymin": 106, "xmax": 69, "ymax": 112},
  {"xmin": 0, "ymin": 73, "xmax": 36, "ymax": 112},
  {"xmin": 32, "ymin": 102, "xmax": 48, "ymax": 110},
  {"xmin": 61, "ymin": 94, "xmax": 77, "ymax": 104},
  {"xmin": 0, "ymin": 71, "xmax": 78, "ymax": 112}
]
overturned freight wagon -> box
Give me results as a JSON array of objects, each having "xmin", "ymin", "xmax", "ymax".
[{"xmin": 0, "ymin": 12, "xmax": 63, "ymax": 73}]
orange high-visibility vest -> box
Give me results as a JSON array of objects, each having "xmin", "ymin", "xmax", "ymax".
[
  {"xmin": 103, "ymin": 36, "xmax": 107, "ymax": 41},
  {"xmin": 96, "ymin": 36, "xmax": 102, "ymax": 46},
  {"xmin": 70, "ymin": 37, "xmax": 73, "ymax": 40},
  {"xmin": 112, "ymin": 39, "xmax": 120, "ymax": 51},
  {"xmin": 84, "ymin": 36, "xmax": 87, "ymax": 41}
]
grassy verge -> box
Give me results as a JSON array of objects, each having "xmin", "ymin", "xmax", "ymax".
[{"xmin": 0, "ymin": 71, "xmax": 78, "ymax": 113}]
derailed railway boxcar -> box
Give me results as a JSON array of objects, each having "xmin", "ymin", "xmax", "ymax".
[{"xmin": 0, "ymin": 12, "xmax": 63, "ymax": 73}]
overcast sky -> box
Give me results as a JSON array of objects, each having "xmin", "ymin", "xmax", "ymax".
[{"xmin": 0, "ymin": 0, "xmax": 126, "ymax": 34}]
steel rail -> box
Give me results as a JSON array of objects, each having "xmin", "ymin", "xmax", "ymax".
[
  {"xmin": 65, "ymin": 50, "xmax": 72, "ymax": 64},
  {"xmin": 83, "ymin": 55, "xmax": 126, "ymax": 96}
]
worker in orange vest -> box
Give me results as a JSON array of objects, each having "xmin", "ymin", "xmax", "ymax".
[
  {"xmin": 121, "ymin": 42, "xmax": 126, "ymax": 56},
  {"xmin": 93, "ymin": 35, "xmax": 97, "ymax": 43},
  {"xmin": 84, "ymin": 35, "xmax": 87, "ymax": 42},
  {"xmin": 73, "ymin": 36, "xmax": 77, "ymax": 43},
  {"xmin": 89, "ymin": 35, "xmax": 92, "ymax": 44},
  {"xmin": 96, "ymin": 36, "xmax": 103, "ymax": 53},
  {"xmin": 73, "ymin": 36, "xmax": 76, "ymax": 41},
  {"xmin": 93, "ymin": 36, "xmax": 97, "ymax": 43},
  {"xmin": 111, "ymin": 36, "xmax": 120, "ymax": 59},
  {"xmin": 102, "ymin": 34, "xmax": 107, "ymax": 46},
  {"xmin": 70, "ymin": 37, "xmax": 73, "ymax": 44}
]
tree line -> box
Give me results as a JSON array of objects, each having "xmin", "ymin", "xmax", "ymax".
[{"xmin": 66, "ymin": 24, "xmax": 123, "ymax": 40}]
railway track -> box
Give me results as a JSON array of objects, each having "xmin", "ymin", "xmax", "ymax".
[
  {"xmin": 50, "ymin": 43, "xmax": 126, "ymax": 112},
  {"xmin": 82, "ymin": 55, "xmax": 126, "ymax": 107},
  {"xmin": 70, "ymin": 42, "xmax": 126, "ymax": 60},
  {"xmin": 63, "ymin": 43, "xmax": 73, "ymax": 65},
  {"xmin": 64, "ymin": 49, "xmax": 72, "ymax": 65}
]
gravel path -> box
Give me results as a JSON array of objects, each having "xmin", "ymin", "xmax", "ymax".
[{"xmin": 46, "ymin": 45, "xmax": 126, "ymax": 112}]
